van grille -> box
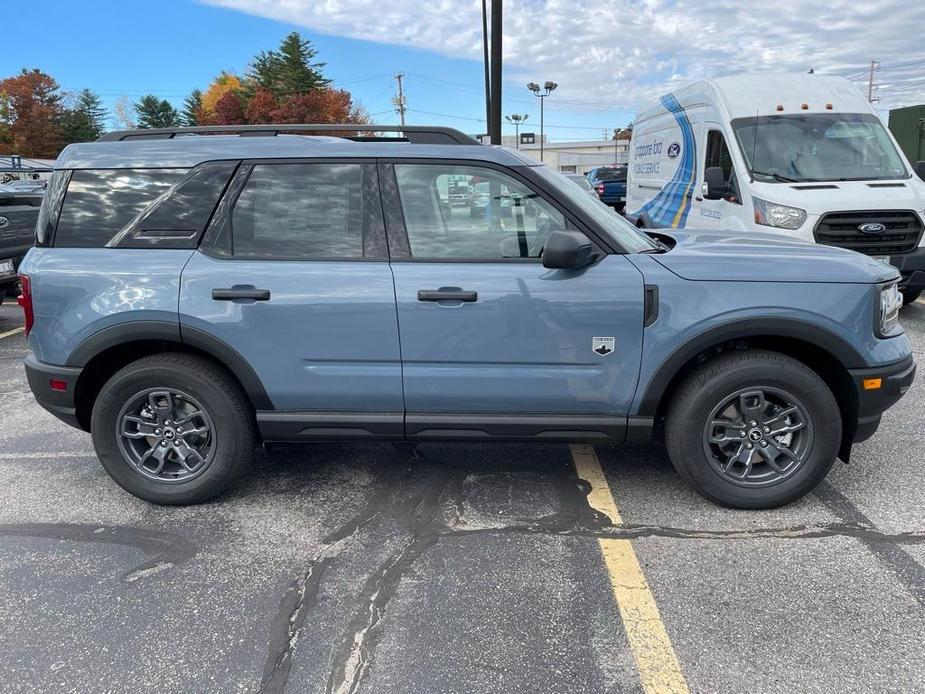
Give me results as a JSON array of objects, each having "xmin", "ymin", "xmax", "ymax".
[{"xmin": 813, "ymin": 210, "xmax": 923, "ymax": 256}]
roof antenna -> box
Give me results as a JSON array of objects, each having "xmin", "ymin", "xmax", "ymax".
[{"xmin": 749, "ymin": 110, "xmax": 759, "ymax": 184}]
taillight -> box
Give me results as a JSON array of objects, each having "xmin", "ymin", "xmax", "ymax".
[
  {"xmin": 17, "ymin": 274, "xmax": 33, "ymax": 337},
  {"xmin": 595, "ymin": 183, "xmax": 605, "ymax": 195}
]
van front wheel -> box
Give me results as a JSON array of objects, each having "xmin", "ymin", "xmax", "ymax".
[
  {"xmin": 664, "ymin": 350, "xmax": 841, "ymax": 509},
  {"xmin": 901, "ymin": 289, "xmax": 921, "ymax": 306}
]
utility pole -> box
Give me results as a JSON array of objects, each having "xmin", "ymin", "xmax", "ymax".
[
  {"xmin": 613, "ymin": 129, "xmax": 620, "ymax": 165},
  {"xmin": 489, "ymin": 0, "xmax": 502, "ymax": 144},
  {"xmin": 481, "ymin": 0, "xmax": 491, "ymax": 131},
  {"xmin": 393, "ymin": 72, "xmax": 407, "ymax": 126},
  {"xmin": 867, "ymin": 59, "xmax": 880, "ymax": 103}
]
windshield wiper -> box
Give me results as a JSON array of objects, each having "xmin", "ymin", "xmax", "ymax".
[{"xmin": 751, "ymin": 170, "xmax": 800, "ymax": 183}]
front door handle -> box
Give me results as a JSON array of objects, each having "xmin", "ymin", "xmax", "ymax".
[
  {"xmin": 417, "ymin": 289, "xmax": 478, "ymax": 302},
  {"xmin": 212, "ymin": 287, "xmax": 271, "ymax": 301}
]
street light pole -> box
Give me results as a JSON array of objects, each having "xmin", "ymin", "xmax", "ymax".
[
  {"xmin": 527, "ymin": 81, "xmax": 557, "ymax": 163},
  {"xmin": 505, "ymin": 114, "xmax": 529, "ymax": 148}
]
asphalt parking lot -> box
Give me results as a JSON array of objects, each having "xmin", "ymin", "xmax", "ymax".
[{"xmin": 1, "ymin": 299, "xmax": 924, "ymax": 694}]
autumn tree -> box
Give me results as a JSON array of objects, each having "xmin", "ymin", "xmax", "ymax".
[
  {"xmin": 273, "ymin": 88, "xmax": 365, "ymax": 126},
  {"xmin": 60, "ymin": 88, "xmax": 107, "ymax": 143},
  {"xmin": 248, "ymin": 32, "xmax": 329, "ymax": 98},
  {"xmin": 181, "ymin": 89, "xmax": 204, "ymax": 126},
  {"xmin": 201, "ymin": 72, "xmax": 242, "ymax": 120},
  {"xmin": 244, "ymin": 88, "xmax": 278, "ymax": 124},
  {"xmin": 0, "ymin": 69, "xmax": 64, "ymax": 158},
  {"xmin": 211, "ymin": 91, "xmax": 245, "ymax": 125},
  {"xmin": 134, "ymin": 95, "xmax": 181, "ymax": 128}
]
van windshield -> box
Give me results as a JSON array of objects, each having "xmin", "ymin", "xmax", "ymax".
[{"xmin": 731, "ymin": 113, "xmax": 908, "ymax": 182}]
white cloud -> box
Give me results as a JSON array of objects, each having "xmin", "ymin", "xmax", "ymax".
[{"xmin": 202, "ymin": 0, "xmax": 925, "ymax": 112}]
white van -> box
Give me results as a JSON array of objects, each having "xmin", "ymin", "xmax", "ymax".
[{"xmin": 625, "ymin": 73, "xmax": 925, "ymax": 303}]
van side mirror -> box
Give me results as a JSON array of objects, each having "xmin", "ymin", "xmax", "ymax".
[
  {"xmin": 703, "ymin": 167, "xmax": 726, "ymax": 200},
  {"xmin": 914, "ymin": 161, "xmax": 925, "ymax": 181},
  {"xmin": 543, "ymin": 230, "xmax": 594, "ymax": 269}
]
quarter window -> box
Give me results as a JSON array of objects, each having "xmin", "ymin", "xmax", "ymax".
[
  {"xmin": 54, "ymin": 169, "xmax": 186, "ymax": 247},
  {"xmin": 230, "ymin": 163, "xmax": 368, "ymax": 259},
  {"xmin": 393, "ymin": 164, "xmax": 567, "ymax": 260}
]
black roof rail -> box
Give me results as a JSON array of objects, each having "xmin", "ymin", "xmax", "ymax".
[{"xmin": 97, "ymin": 124, "xmax": 480, "ymax": 145}]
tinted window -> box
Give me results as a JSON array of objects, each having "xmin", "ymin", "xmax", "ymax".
[
  {"xmin": 394, "ymin": 164, "xmax": 567, "ymax": 260},
  {"xmin": 35, "ymin": 170, "xmax": 70, "ymax": 246},
  {"xmin": 592, "ymin": 166, "xmax": 626, "ymax": 182},
  {"xmin": 230, "ymin": 163, "xmax": 366, "ymax": 259},
  {"xmin": 55, "ymin": 169, "xmax": 186, "ymax": 247},
  {"xmin": 111, "ymin": 161, "xmax": 238, "ymax": 248}
]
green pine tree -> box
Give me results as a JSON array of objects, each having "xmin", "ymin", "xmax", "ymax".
[
  {"xmin": 59, "ymin": 89, "xmax": 106, "ymax": 143},
  {"xmin": 181, "ymin": 89, "xmax": 203, "ymax": 126},
  {"xmin": 134, "ymin": 95, "xmax": 181, "ymax": 128},
  {"xmin": 247, "ymin": 32, "xmax": 330, "ymax": 98}
]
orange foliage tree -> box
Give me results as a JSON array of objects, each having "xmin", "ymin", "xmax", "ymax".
[{"xmin": 0, "ymin": 69, "xmax": 63, "ymax": 158}]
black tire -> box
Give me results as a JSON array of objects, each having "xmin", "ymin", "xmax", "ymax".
[
  {"xmin": 901, "ymin": 289, "xmax": 921, "ymax": 306},
  {"xmin": 91, "ymin": 353, "xmax": 255, "ymax": 505},
  {"xmin": 664, "ymin": 350, "xmax": 841, "ymax": 509}
]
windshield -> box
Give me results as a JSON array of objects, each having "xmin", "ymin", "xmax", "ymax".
[
  {"xmin": 533, "ymin": 166, "xmax": 658, "ymax": 253},
  {"xmin": 732, "ymin": 113, "xmax": 907, "ymax": 182}
]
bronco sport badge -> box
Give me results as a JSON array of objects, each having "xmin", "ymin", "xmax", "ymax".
[{"xmin": 592, "ymin": 336, "xmax": 615, "ymax": 356}]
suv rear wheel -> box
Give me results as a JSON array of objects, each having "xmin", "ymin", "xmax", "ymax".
[
  {"xmin": 665, "ymin": 350, "xmax": 841, "ymax": 509},
  {"xmin": 91, "ymin": 353, "xmax": 255, "ymax": 505}
]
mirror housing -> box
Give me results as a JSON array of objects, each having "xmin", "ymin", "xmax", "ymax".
[
  {"xmin": 914, "ymin": 161, "xmax": 925, "ymax": 181},
  {"xmin": 542, "ymin": 230, "xmax": 594, "ymax": 269},
  {"xmin": 703, "ymin": 166, "xmax": 726, "ymax": 200}
]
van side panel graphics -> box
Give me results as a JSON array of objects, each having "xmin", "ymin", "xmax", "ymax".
[{"xmin": 629, "ymin": 94, "xmax": 697, "ymax": 229}]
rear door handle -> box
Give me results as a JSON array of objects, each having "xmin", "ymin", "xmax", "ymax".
[
  {"xmin": 212, "ymin": 287, "xmax": 271, "ymax": 301},
  {"xmin": 417, "ymin": 289, "xmax": 478, "ymax": 302}
]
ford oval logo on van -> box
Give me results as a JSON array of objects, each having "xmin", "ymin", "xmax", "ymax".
[
  {"xmin": 667, "ymin": 142, "xmax": 681, "ymax": 159},
  {"xmin": 0, "ymin": 216, "xmax": 9, "ymax": 229},
  {"xmin": 858, "ymin": 222, "xmax": 887, "ymax": 234}
]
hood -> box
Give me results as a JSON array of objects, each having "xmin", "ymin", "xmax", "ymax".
[
  {"xmin": 748, "ymin": 178, "xmax": 925, "ymax": 215},
  {"xmin": 651, "ymin": 229, "xmax": 900, "ymax": 284}
]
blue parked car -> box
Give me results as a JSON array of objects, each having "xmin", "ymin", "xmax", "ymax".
[
  {"xmin": 19, "ymin": 124, "xmax": 914, "ymax": 508},
  {"xmin": 586, "ymin": 165, "xmax": 628, "ymax": 210}
]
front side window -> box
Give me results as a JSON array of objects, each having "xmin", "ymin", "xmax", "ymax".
[
  {"xmin": 732, "ymin": 113, "xmax": 908, "ymax": 182},
  {"xmin": 230, "ymin": 163, "xmax": 368, "ymax": 259},
  {"xmin": 705, "ymin": 130, "xmax": 740, "ymax": 203},
  {"xmin": 54, "ymin": 169, "xmax": 186, "ymax": 247},
  {"xmin": 394, "ymin": 164, "xmax": 567, "ymax": 260}
]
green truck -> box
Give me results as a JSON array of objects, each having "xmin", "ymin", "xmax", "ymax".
[{"xmin": 889, "ymin": 105, "xmax": 925, "ymax": 176}]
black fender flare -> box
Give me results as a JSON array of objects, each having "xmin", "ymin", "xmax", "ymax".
[
  {"xmin": 636, "ymin": 316, "xmax": 865, "ymax": 416},
  {"xmin": 66, "ymin": 320, "xmax": 273, "ymax": 410}
]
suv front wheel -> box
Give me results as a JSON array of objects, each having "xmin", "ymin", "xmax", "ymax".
[
  {"xmin": 91, "ymin": 353, "xmax": 255, "ymax": 505},
  {"xmin": 665, "ymin": 350, "xmax": 841, "ymax": 509}
]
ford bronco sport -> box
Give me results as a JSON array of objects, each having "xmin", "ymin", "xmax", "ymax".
[{"xmin": 18, "ymin": 124, "xmax": 915, "ymax": 509}]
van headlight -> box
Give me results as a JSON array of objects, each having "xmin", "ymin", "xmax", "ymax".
[
  {"xmin": 879, "ymin": 282, "xmax": 903, "ymax": 337},
  {"xmin": 752, "ymin": 197, "xmax": 807, "ymax": 230}
]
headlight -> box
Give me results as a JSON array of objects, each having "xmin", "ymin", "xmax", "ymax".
[
  {"xmin": 752, "ymin": 197, "xmax": 807, "ymax": 230},
  {"xmin": 879, "ymin": 282, "xmax": 903, "ymax": 336}
]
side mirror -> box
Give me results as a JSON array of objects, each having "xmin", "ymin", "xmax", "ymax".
[
  {"xmin": 703, "ymin": 166, "xmax": 725, "ymax": 200},
  {"xmin": 914, "ymin": 161, "xmax": 925, "ymax": 181},
  {"xmin": 542, "ymin": 230, "xmax": 594, "ymax": 269}
]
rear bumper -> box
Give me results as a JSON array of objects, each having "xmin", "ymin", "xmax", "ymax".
[
  {"xmin": 891, "ymin": 247, "xmax": 925, "ymax": 293},
  {"xmin": 24, "ymin": 354, "xmax": 84, "ymax": 430},
  {"xmin": 848, "ymin": 354, "xmax": 916, "ymax": 443}
]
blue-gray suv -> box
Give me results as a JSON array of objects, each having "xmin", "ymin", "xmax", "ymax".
[{"xmin": 18, "ymin": 124, "xmax": 916, "ymax": 509}]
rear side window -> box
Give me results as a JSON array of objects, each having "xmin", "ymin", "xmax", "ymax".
[
  {"xmin": 228, "ymin": 163, "xmax": 372, "ymax": 259},
  {"xmin": 54, "ymin": 169, "xmax": 186, "ymax": 247}
]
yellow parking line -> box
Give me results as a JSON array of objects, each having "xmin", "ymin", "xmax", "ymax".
[
  {"xmin": 570, "ymin": 444, "xmax": 689, "ymax": 694},
  {"xmin": 0, "ymin": 327, "xmax": 24, "ymax": 340}
]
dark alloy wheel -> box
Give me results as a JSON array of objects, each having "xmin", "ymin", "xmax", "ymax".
[
  {"xmin": 703, "ymin": 386, "xmax": 813, "ymax": 487},
  {"xmin": 116, "ymin": 388, "xmax": 216, "ymax": 483},
  {"xmin": 665, "ymin": 349, "xmax": 841, "ymax": 509},
  {"xmin": 91, "ymin": 353, "xmax": 255, "ymax": 505}
]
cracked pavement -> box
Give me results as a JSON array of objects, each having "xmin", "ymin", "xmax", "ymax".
[{"xmin": 1, "ymin": 300, "xmax": 924, "ymax": 693}]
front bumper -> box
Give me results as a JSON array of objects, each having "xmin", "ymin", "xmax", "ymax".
[
  {"xmin": 848, "ymin": 354, "xmax": 916, "ymax": 443},
  {"xmin": 24, "ymin": 354, "xmax": 84, "ymax": 430},
  {"xmin": 890, "ymin": 246, "xmax": 925, "ymax": 293}
]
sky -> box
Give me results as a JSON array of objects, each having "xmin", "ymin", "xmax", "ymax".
[{"xmin": 3, "ymin": 0, "xmax": 924, "ymax": 141}]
